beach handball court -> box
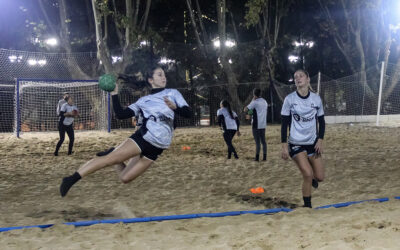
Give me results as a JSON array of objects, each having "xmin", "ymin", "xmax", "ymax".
[{"xmin": 0, "ymin": 124, "xmax": 399, "ymax": 249}]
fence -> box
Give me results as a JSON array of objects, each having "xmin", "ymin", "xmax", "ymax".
[{"xmin": 1, "ymin": 46, "xmax": 400, "ymax": 135}]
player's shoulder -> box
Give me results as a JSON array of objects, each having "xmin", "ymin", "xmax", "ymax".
[
  {"xmin": 165, "ymin": 88, "xmax": 179, "ymax": 94},
  {"xmin": 285, "ymin": 91, "xmax": 297, "ymax": 100},
  {"xmin": 260, "ymin": 97, "xmax": 268, "ymax": 104},
  {"xmin": 309, "ymin": 92, "xmax": 322, "ymax": 100}
]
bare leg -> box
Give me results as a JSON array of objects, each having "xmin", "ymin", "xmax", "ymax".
[
  {"xmin": 114, "ymin": 155, "xmax": 141, "ymax": 179},
  {"xmin": 292, "ymin": 152, "xmax": 314, "ymax": 197},
  {"xmin": 78, "ymin": 139, "xmax": 141, "ymax": 177},
  {"xmin": 60, "ymin": 138, "xmax": 141, "ymax": 197},
  {"xmin": 308, "ymin": 154, "xmax": 325, "ymax": 182},
  {"xmin": 118, "ymin": 156, "xmax": 154, "ymax": 183}
]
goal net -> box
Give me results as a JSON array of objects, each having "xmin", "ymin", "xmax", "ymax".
[{"xmin": 14, "ymin": 79, "xmax": 108, "ymax": 136}]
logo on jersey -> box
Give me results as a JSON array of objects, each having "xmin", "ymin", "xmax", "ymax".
[
  {"xmin": 311, "ymin": 103, "xmax": 319, "ymax": 110},
  {"xmin": 293, "ymin": 113, "xmax": 314, "ymax": 122}
]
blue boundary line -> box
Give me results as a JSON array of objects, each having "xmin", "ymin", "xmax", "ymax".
[
  {"xmin": 0, "ymin": 197, "xmax": 397, "ymax": 233},
  {"xmin": 314, "ymin": 197, "xmax": 389, "ymax": 209}
]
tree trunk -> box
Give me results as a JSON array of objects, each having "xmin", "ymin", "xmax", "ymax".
[
  {"xmin": 217, "ymin": 0, "xmax": 241, "ymax": 112},
  {"xmin": 185, "ymin": 0, "xmax": 206, "ymax": 57}
]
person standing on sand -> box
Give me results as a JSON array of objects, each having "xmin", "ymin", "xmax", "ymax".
[{"xmin": 280, "ymin": 69, "xmax": 326, "ymax": 208}]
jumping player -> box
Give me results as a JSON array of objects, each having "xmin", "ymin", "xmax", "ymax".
[
  {"xmin": 59, "ymin": 65, "xmax": 192, "ymax": 197},
  {"xmin": 281, "ymin": 69, "xmax": 325, "ymax": 208}
]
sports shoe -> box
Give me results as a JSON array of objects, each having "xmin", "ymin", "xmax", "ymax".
[{"xmin": 312, "ymin": 179, "xmax": 318, "ymax": 189}]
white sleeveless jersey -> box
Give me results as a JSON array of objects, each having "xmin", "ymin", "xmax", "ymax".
[
  {"xmin": 247, "ymin": 98, "xmax": 268, "ymax": 129},
  {"xmin": 128, "ymin": 89, "xmax": 188, "ymax": 149},
  {"xmin": 281, "ymin": 91, "xmax": 324, "ymax": 145},
  {"xmin": 217, "ymin": 108, "xmax": 238, "ymax": 130}
]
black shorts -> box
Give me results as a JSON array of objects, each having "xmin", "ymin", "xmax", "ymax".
[
  {"xmin": 129, "ymin": 131, "xmax": 164, "ymax": 161},
  {"xmin": 288, "ymin": 141, "xmax": 317, "ymax": 158}
]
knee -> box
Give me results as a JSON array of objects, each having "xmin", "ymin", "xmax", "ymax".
[
  {"xmin": 119, "ymin": 175, "xmax": 135, "ymax": 184},
  {"xmin": 303, "ymin": 172, "xmax": 313, "ymax": 182},
  {"xmin": 120, "ymin": 177, "xmax": 130, "ymax": 184}
]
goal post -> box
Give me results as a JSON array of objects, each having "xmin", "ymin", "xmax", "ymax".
[{"xmin": 14, "ymin": 78, "xmax": 110, "ymax": 137}]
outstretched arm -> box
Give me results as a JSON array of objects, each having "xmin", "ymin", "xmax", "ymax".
[{"xmin": 112, "ymin": 95, "xmax": 135, "ymax": 119}]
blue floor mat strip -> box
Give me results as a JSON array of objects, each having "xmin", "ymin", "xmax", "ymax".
[{"xmin": 0, "ymin": 196, "xmax": 397, "ymax": 232}]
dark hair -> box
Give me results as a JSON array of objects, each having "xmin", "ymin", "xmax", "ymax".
[
  {"xmin": 117, "ymin": 74, "xmax": 148, "ymax": 89},
  {"xmin": 221, "ymin": 100, "xmax": 234, "ymax": 119},
  {"xmin": 253, "ymin": 88, "xmax": 261, "ymax": 97},
  {"xmin": 145, "ymin": 64, "xmax": 164, "ymax": 82},
  {"xmin": 64, "ymin": 96, "xmax": 70, "ymax": 102},
  {"xmin": 117, "ymin": 64, "xmax": 163, "ymax": 90}
]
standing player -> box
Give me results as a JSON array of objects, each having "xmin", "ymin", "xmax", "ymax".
[
  {"xmin": 281, "ymin": 69, "xmax": 325, "ymax": 208},
  {"xmin": 217, "ymin": 100, "xmax": 240, "ymax": 159},
  {"xmin": 54, "ymin": 96, "xmax": 79, "ymax": 156},
  {"xmin": 244, "ymin": 88, "xmax": 268, "ymax": 161},
  {"xmin": 59, "ymin": 65, "xmax": 192, "ymax": 197}
]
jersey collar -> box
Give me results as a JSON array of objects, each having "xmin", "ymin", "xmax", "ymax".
[
  {"xmin": 151, "ymin": 88, "xmax": 165, "ymax": 94},
  {"xmin": 296, "ymin": 90, "xmax": 310, "ymax": 99}
]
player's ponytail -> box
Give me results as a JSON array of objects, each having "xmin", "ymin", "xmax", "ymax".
[{"xmin": 221, "ymin": 100, "xmax": 234, "ymax": 119}]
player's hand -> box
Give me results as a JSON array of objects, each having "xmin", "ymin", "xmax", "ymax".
[
  {"xmin": 164, "ymin": 96, "xmax": 176, "ymax": 110},
  {"xmin": 72, "ymin": 110, "xmax": 79, "ymax": 117},
  {"xmin": 281, "ymin": 143, "xmax": 289, "ymax": 160},
  {"xmin": 314, "ymin": 139, "xmax": 324, "ymax": 156},
  {"xmin": 111, "ymin": 79, "xmax": 121, "ymax": 95},
  {"xmin": 237, "ymin": 131, "xmax": 241, "ymax": 137}
]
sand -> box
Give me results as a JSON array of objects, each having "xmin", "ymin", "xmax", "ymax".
[{"xmin": 0, "ymin": 124, "xmax": 399, "ymax": 249}]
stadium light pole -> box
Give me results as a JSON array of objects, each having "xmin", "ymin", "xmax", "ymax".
[
  {"xmin": 212, "ymin": 38, "xmax": 236, "ymax": 48},
  {"xmin": 293, "ymin": 38, "xmax": 314, "ymax": 69},
  {"xmin": 45, "ymin": 38, "xmax": 58, "ymax": 47}
]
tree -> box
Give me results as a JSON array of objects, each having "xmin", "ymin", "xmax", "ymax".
[
  {"xmin": 317, "ymin": 0, "xmax": 389, "ymax": 96},
  {"xmin": 244, "ymin": 0, "xmax": 293, "ymax": 82},
  {"xmin": 317, "ymin": 0, "xmax": 400, "ymax": 114}
]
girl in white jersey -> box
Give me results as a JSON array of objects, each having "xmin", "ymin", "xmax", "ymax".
[
  {"xmin": 54, "ymin": 96, "xmax": 79, "ymax": 156},
  {"xmin": 217, "ymin": 100, "xmax": 241, "ymax": 159},
  {"xmin": 281, "ymin": 69, "xmax": 325, "ymax": 208},
  {"xmin": 60, "ymin": 65, "xmax": 192, "ymax": 197}
]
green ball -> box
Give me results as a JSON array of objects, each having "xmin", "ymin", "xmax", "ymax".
[
  {"xmin": 247, "ymin": 109, "xmax": 253, "ymax": 115},
  {"xmin": 99, "ymin": 74, "xmax": 116, "ymax": 92}
]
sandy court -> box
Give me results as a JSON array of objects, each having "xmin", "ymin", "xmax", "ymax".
[{"xmin": 0, "ymin": 124, "xmax": 399, "ymax": 249}]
